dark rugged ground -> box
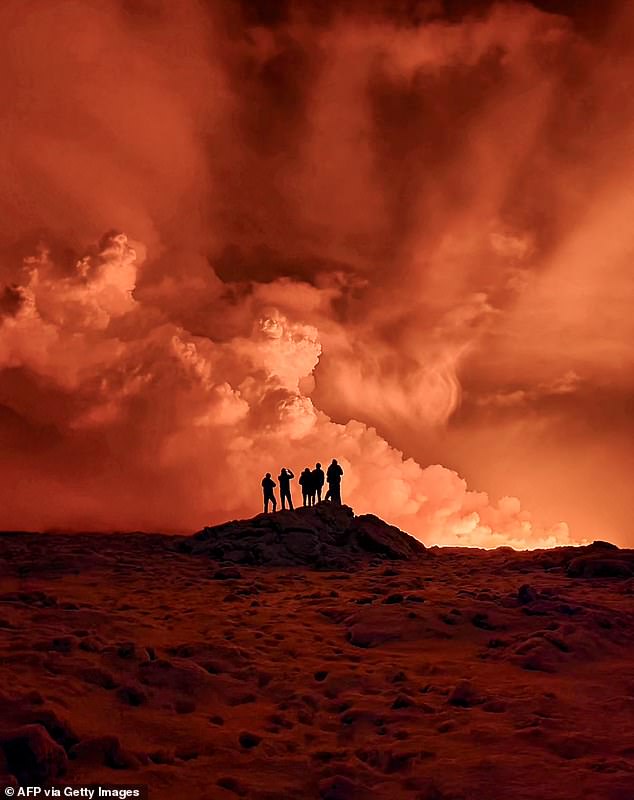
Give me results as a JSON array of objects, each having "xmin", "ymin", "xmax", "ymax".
[
  {"xmin": 0, "ymin": 505, "xmax": 633, "ymax": 800},
  {"xmin": 183, "ymin": 504, "xmax": 426, "ymax": 567}
]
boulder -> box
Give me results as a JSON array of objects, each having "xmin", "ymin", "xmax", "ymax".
[
  {"xmin": 448, "ymin": 680, "xmax": 482, "ymax": 708},
  {"xmin": 517, "ymin": 584, "xmax": 538, "ymax": 604},
  {"xmin": 0, "ymin": 724, "xmax": 67, "ymax": 784},
  {"xmin": 567, "ymin": 556, "xmax": 633, "ymax": 579}
]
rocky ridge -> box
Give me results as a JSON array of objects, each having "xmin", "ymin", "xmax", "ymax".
[{"xmin": 179, "ymin": 503, "xmax": 427, "ymax": 568}]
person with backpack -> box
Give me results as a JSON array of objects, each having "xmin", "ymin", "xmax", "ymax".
[{"xmin": 326, "ymin": 459, "xmax": 344, "ymax": 504}]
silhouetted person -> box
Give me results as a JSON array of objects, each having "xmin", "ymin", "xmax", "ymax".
[
  {"xmin": 278, "ymin": 467, "xmax": 295, "ymax": 511},
  {"xmin": 311, "ymin": 462, "xmax": 325, "ymax": 503},
  {"xmin": 262, "ymin": 472, "xmax": 277, "ymax": 513},
  {"xmin": 326, "ymin": 459, "xmax": 344, "ymax": 504},
  {"xmin": 299, "ymin": 467, "xmax": 313, "ymax": 507}
]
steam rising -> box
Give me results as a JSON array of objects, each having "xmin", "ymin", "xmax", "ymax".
[{"xmin": 1, "ymin": 1, "xmax": 632, "ymax": 546}]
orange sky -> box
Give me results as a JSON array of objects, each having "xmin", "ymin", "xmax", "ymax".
[{"xmin": 0, "ymin": 0, "xmax": 632, "ymax": 547}]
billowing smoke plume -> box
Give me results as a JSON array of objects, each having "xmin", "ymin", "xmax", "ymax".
[
  {"xmin": 0, "ymin": 232, "xmax": 570, "ymax": 547},
  {"xmin": 1, "ymin": 0, "xmax": 632, "ymax": 546}
]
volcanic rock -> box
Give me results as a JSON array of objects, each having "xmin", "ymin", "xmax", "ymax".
[
  {"xmin": 238, "ymin": 731, "xmax": 261, "ymax": 749},
  {"xmin": 2, "ymin": 526, "xmax": 633, "ymax": 800},
  {"xmin": 518, "ymin": 584, "xmax": 539, "ymax": 604},
  {"xmin": 319, "ymin": 774, "xmax": 367, "ymax": 799},
  {"xmin": 448, "ymin": 680, "xmax": 482, "ymax": 707},
  {"xmin": 0, "ymin": 724, "xmax": 67, "ymax": 784},
  {"xmin": 586, "ymin": 540, "xmax": 620, "ymax": 552},
  {"xmin": 183, "ymin": 504, "xmax": 426, "ymax": 568},
  {"xmin": 567, "ymin": 556, "xmax": 634, "ymax": 579},
  {"xmin": 69, "ymin": 735, "xmax": 139, "ymax": 769}
]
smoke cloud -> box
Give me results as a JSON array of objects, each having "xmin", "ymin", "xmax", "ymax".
[{"xmin": 0, "ymin": 0, "xmax": 631, "ymax": 547}]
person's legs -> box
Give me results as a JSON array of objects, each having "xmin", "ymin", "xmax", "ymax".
[{"xmin": 316, "ymin": 487, "xmax": 322, "ymax": 502}]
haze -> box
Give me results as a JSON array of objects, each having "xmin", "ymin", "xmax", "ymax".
[{"xmin": 1, "ymin": 0, "xmax": 632, "ymax": 547}]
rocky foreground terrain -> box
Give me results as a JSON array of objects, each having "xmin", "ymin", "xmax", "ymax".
[{"xmin": 0, "ymin": 505, "xmax": 633, "ymax": 800}]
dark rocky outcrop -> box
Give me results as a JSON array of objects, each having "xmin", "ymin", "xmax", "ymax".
[
  {"xmin": 517, "ymin": 584, "xmax": 539, "ymax": 604},
  {"xmin": 447, "ymin": 679, "xmax": 484, "ymax": 708},
  {"xmin": 567, "ymin": 556, "xmax": 633, "ymax": 579},
  {"xmin": 0, "ymin": 724, "xmax": 67, "ymax": 784},
  {"xmin": 584, "ymin": 540, "xmax": 620, "ymax": 552},
  {"xmin": 179, "ymin": 504, "xmax": 426, "ymax": 568},
  {"xmin": 559, "ymin": 540, "xmax": 633, "ymax": 579}
]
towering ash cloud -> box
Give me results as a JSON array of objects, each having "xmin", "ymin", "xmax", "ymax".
[
  {"xmin": 0, "ymin": 232, "xmax": 571, "ymax": 547},
  {"xmin": 0, "ymin": 0, "xmax": 632, "ymax": 545}
]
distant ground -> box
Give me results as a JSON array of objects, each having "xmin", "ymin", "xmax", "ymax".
[{"xmin": 1, "ymin": 506, "xmax": 633, "ymax": 800}]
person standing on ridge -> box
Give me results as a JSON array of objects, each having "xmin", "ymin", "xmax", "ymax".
[
  {"xmin": 261, "ymin": 472, "xmax": 277, "ymax": 513},
  {"xmin": 311, "ymin": 462, "xmax": 325, "ymax": 503},
  {"xmin": 278, "ymin": 467, "xmax": 295, "ymax": 511},
  {"xmin": 326, "ymin": 459, "xmax": 344, "ymax": 504},
  {"xmin": 299, "ymin": 467, "xmax": 313, "ymax": 507}
]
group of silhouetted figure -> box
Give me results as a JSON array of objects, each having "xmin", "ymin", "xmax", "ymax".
[{"xmin": 261, "ymin": 460, "xmax": 344, "ymax": 513}]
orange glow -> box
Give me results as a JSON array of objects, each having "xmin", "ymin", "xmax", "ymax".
[{"xmin": 0, "ymin": 1, "xmax": 631, "ymax": 547}]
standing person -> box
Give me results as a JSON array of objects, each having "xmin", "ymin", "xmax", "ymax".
[
  {"xmin": 278, "ymin": 467, "xmax": 295, "ymax": 511},
  {"xmin": 261, "ymin": 472, "xmax": 277, "ymax": 513},
  {"xmin": 299, "ymin": 467, "xmax": 313, "ymax": 507},
  {"xmin": 326, "ymin": 459, "xmax": 344, "ymax": 504},
  {"xmin": 311, "ymin": 462, "xmax": 325, "ymax": 503}
]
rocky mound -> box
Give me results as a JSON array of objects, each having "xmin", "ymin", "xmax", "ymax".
[
  {"xmin": 567, "ymin": 552, "xmax": 634, "ymax": 578},
  {"xmin": 179, "ymin": 504, "xmax": 426, "ymax": 568},
  {"xmin": 550, "ymin": 541, "xmax": 633, "ymax": 579}
]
